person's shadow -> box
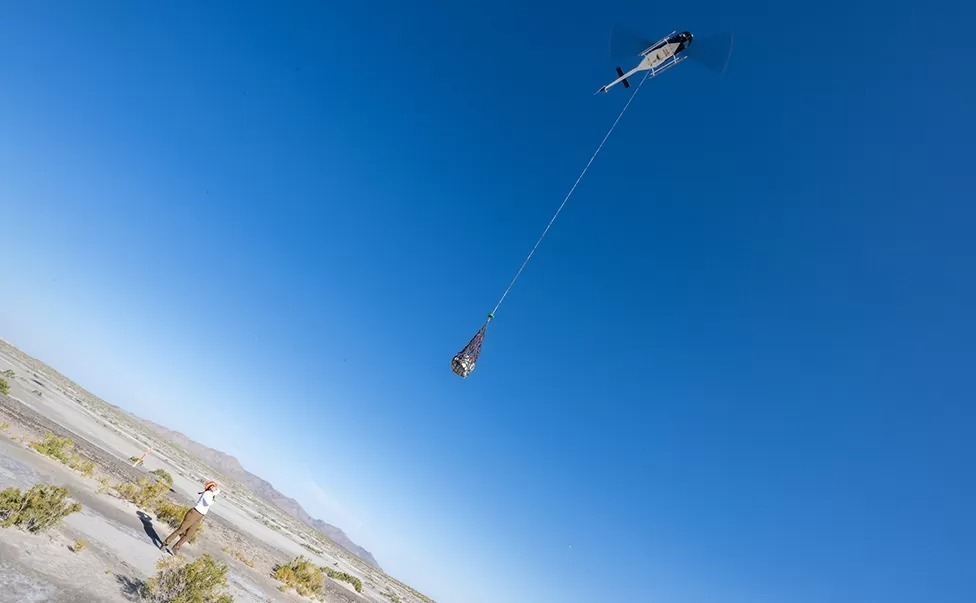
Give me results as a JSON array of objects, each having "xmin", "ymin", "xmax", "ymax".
[
  {"xmin": 116, "ymin": 574, "xmax": 143, "ymax": 601},
  {"xmin": 136, "ymin": 511, "xmax": 163, "ymax": 548}
]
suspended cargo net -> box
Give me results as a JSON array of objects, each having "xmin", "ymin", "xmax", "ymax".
[{"xmin": 451, "ymin": 315, "xmax": 491, "ymax": 378}]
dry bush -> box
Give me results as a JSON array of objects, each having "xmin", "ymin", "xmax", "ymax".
[
  {"xmin": 115, "ymin": 477, "xmax": 169, "ymax": 509},
  {"xmin": 76, "ymin": 459, "xmax": 96, "ymax": 478},
  {"xmin": 0, "ymin": 484, "xmax": 82, "ymax": 533},
  {"xmin": 115, "ymin": 481, "xmax": 139, "ymax": 500},
  {"xmin": 29, "ymin": 434, "xmax": 95, "ymax": 476},
  {"xmin": 325, "ymin": 567, "xmax": 363, "ymax": 593},
  {"xmin": 272, "ymin": 555, "xmax": 323, "ymax": 598},
  {"xmin": 30, "ymin": 434, "xmax": 74, "ymax": 463},
  {"xmin": 0, "ymin": 377, "xmax": 9, "ymax": 395},
  {"xmin": 322, "ymin": 567, "xmax": 363, "ymax": 593},
  {"xmin": 222, "ymin": 547, "xmax": 256, "ymax": 568},
  {"xmin": 150, "ymin": 468, "xmax": 174, "ymax": 487},
  {"xmin": 0, "ymin": 422, "xmax": 9, "ymax": 432},
  {"xmin": 141, "ymin": 554, "xmax": 233, "ymax": 603},
  {"xmin": 96, "ymin": 476, "xmax": 112, "ymax": 494},
  {"xmin": 71, "ymin": 539, "xmax": 87, "ymax": 552},
  {"xmin": 155, "ymin": 500, "xmax": 190, "ymax": 529}
]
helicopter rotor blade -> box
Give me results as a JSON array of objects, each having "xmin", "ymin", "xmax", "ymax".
[
  {"xmin": 608, "ymin": 23, "xmax": 655, "ymax": 64},
  {"xmin": 686, "ymin": 31, "xmax": 735, "ymax": 75}
]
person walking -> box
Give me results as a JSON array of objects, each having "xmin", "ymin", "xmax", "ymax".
[{"xmin": 162, "ymin": 480, "xmax": 220, "ymax": 554}]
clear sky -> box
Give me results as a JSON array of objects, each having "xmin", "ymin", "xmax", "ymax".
[{"xmin": 1, "ymin": 2, "xmax": 973, "ymax": 602}]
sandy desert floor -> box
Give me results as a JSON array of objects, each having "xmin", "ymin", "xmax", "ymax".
[{"xmin": 0, "ymin": 344, "xmax": 423, "ymax": 603}]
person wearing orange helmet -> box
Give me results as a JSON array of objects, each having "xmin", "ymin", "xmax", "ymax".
[{"xmin": 162, "ymin": 480, "xmax": 221, "ymax": 554}]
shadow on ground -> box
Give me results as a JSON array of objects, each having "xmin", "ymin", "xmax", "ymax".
[
  {"xmin": 116, "ymin": 574, "xmax": 144, "ymax": 601},
  {"xmin": 137, "ymin": 510, "xmax": 164, "ymax": 549}
]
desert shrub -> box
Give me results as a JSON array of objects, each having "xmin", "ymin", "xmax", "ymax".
[
  {"xmin": 32, "ymin": 389, "xmax": 43, "ymax": 397},
  {"xmin": 115, "ymin": 477, "xmax": 168, "ymax": 509},
  {"xmin": 30, "ymin": 434, "xmax": 74, "ymax": 463},
  {"xmin": 1, "ymin": 369, "xmax": 14, "ymax": 378},
  {"xmin": 141, "ymin": 554, "xmax": 233, "ymax": 603},
  {"xmin": 384, "ymin": 592, "xmax": 402, "ymax": 603},
  {"xmin": 301, "ymin": 542, "xmax": 323, "ymax": 555},
  {"xmin": 222, "ymin": 547, "xmax": 255, "ymax": 568},
  {"xmin": 115, "ymin": 481, "xmax": 139, "ymax": 500},
  {"xmin": 71, "ymin": 539, "xmax": 87, "ymax": 552},
  {"xmin": 96, "ymin": 476, "xmax": 112, "ymax": 494},
  {"xmin": 0, "ymin": 422, "xmax": 9, "ymax": 431},
  {"xmin": 150, "ymin": 469, "xmax": 174, "ymax": 487},
  {"xmin": 29, "ymin": 434, "xmax": 94, "ymax": 476},
  {"xmin": 325, "ymin": 568, "xmax": 363, "ymax": 593},
  {"xmin": 155, "ymin": 500, "xmax": 190, "ymax": 529},
  {"xmin": 0, "ymin": 484, "xmax": 82, "ymax": 533},
  {"xmin": 272, "ymin": 556, "xmax": 323, "ymax": 598},
  {"xmin": 0, "ymin": 377, "xmax": 9, "ymax": 395},
  {"xmin": 77, "ymin": 459, "xmax": 96, "ymax": 478}
]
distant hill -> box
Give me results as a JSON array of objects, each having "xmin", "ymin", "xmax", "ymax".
[{"xmin": 138, "ymin": 418, "xmax": 381, "ymax": 570}]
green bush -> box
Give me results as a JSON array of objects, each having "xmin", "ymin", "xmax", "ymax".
[
  {"xmin": 0, "ymin": 377, "xmax": 9, "ymax": 395},
  {"xmin": 141, "ymin": 554, "xmax": 233, "ymax": 603},
  {"xmin": 30, "ymin": 434, "xmax": 74, "ymax": 463},
  {"xmin": 115, "ymin": 477, "xmax": 169, "ymax": 509},
  {"xmin": 29, "ymin": 434, "xmax": 95, "ymax": 477},
  {"xmin": 155, "ymin": 500, "xmax": 190, "ymax": 529},
  {"xmin": 1, "ymin": 369, "xmax": 14, "ymax": 379},
  {"xmin": 150, "ymin": 469, "xmax": 174, "ymax": 487},
  {"xmin": 0, "ymin": 484, "xmax": 82, "ymax": 533},
  {"xmin": 272, "ymin": 556, "xmax": 323, "ymax": 598},
  {"xmin": 325, "ymin": 567, "xmax": 363, "ymax": 593}
]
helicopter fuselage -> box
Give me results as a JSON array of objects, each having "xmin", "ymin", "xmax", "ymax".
[{"xmin": 599, "ymin": 31, "xmax": 693, "ymax": 93}]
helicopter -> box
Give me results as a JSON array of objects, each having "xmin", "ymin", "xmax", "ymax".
[{"xmin": 597, "ymin": 30, "xmax": 694, "ymax": 93}]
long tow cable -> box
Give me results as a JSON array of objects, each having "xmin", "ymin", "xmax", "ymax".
[
  {"xmin": 451, "ymin": 69, "xmax": 652, "ymax": 379},
  {"xmin": 489, "ymin": 69, "xmax": 652, "ymax": 320}
]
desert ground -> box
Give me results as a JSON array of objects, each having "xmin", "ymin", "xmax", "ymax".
[{"xmin": 0, "ymin": 340, "xmax": 431, "ymax": 603}]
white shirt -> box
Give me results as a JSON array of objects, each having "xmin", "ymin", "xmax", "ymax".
[{"xmin": 193, "ymin": 489, "xmax": 218, "ymax": 515}]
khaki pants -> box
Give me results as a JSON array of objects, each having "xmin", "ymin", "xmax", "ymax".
[{"xmin": 163, "ymin": 508, "xmax": 204, "ymax": 551}]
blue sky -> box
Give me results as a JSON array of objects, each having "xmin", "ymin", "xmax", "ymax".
[{"xmin": 1, "ymin": 1, "xmax": 974, "ymax": 602}]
